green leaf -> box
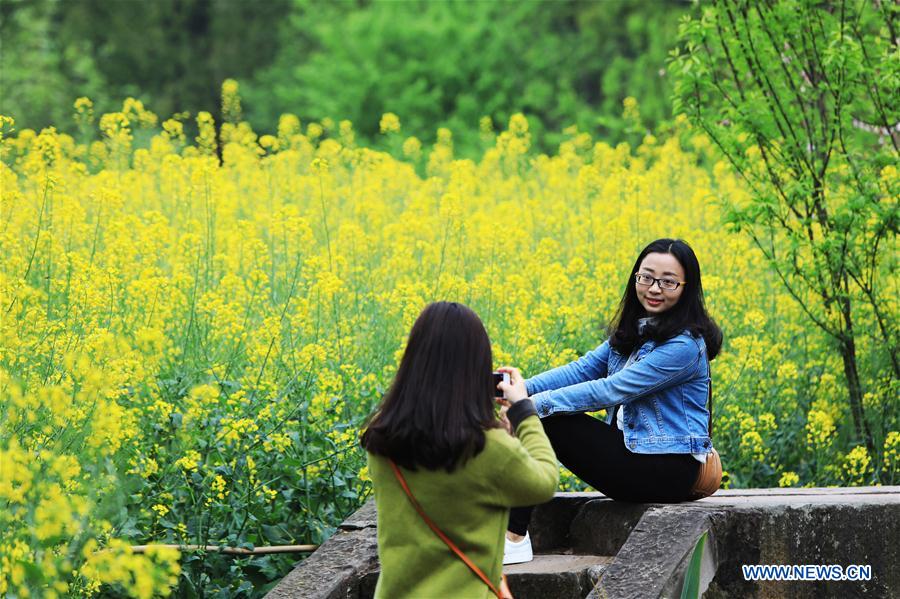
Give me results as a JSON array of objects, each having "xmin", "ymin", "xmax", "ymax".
[
  {"xmin": 261, "ymin": 523, "xmax": 290, "ymax": 544},
  {"xmin": 680, "ymin": 530, "xmax": 708, "ymax": 599}
]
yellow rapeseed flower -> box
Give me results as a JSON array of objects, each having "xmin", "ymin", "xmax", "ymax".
[
  {"xmin": 842, "ymin": 446, "xmax": 872, "ymax": 485},
  {"xmin": 806, "ymin": 409, "xmax": 836, "ymax": 449},
  {"xmin": 379, "ymin": 112, "xmax": 401, "ymax": 134},
  {"xmin": 778, "ymin": 471, "xmax": 800, "ymax": 487}
]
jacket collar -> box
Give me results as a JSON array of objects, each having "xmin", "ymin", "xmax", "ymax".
[{"xmin": 637, "ymin": 316, "xmax": 659, "ymax": 337}]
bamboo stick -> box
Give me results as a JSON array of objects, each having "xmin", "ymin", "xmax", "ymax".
[{"xmin": 129, "ymin": 544, "xmax": 319, "ymax": 555}]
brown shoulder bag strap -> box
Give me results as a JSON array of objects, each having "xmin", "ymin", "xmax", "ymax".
[{"xmin": 388, "ymin": 460, "xmax": 506, "ymax": 599}]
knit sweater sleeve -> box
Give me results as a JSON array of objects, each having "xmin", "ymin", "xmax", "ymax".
[{"xmin": 490, "ymin": 414, "xmax": 559, "ymax": 507}]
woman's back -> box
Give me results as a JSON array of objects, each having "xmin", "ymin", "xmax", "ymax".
[
  {"xmin": 361, "ymin": 302, "xmax": 558, "ymax": 596},
  {"xmin": 368, "ymin": 414, "xmax": 557, "ymax": 599}
]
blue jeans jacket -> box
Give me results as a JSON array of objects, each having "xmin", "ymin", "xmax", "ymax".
[{"xmin": 525, "ymin": 332, "xmax": 713, "ymax": 455}]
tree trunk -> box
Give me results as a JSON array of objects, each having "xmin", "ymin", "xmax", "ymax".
[{"xmin": 838, "ymin": 298, "xmax": 876, "ymax": 457}]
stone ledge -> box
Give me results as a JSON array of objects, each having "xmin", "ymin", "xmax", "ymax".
[
  {"xmin": 590, "ymin": 505, "xmax": 722, "ymax": 599},
  {"xmin": 551, "ymin": 485, "xmax": 900, "ymax": 506},
  {"xmin": 504, "ymin": 554, "xmax": 615, "ymax": 575},
  {"xmin": 266, "ymin": 487, "xmax": 900, "ymax": 599},
  {"xmin": 505, "ymin": 554, "xmax": 611, "ymax": 598},
  {"xmin": 585, "ymin": 486, "xmax": 900, "ymax": 599},
  {"xmin": 338, "ymin": 499, "xmax": 377, "ymax": 531},
  {"xmin": 265, "ymin": 527, "xmax": 378, "ymax": 599}
]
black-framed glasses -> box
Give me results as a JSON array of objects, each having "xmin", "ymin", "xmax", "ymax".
[{"xmin": 634, "ymin": 273, "xmax": 686, "ymax": 291}]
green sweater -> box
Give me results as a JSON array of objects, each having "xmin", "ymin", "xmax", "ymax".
[{"xmin": 367, "ymin": 412, "xmax": 558, "ymax": 599}]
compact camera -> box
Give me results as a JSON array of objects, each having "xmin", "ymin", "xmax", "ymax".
[{"xmin": 492, "ymin": 371, "xmax": 510, "ymax": 398}]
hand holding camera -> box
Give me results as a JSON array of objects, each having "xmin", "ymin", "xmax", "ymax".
[{"xmin": 494, "ymin": 366, "xmax": 528, "ymax": 404}]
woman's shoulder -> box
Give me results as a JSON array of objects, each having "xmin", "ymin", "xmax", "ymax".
[
  {"xmin": 662, "ymin": 329, "xmax": 706, "ymax": 349},
  {"xmin": 648, "ymin": 331, "xmax": 706, "ymax": 363},
  {"xmin": 365, "ymin": 430, "xmax": 519, "ymax": 465}
]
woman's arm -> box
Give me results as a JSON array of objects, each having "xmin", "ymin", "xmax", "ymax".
[
  {"xmin": 491, "ymin": 401, "xmax": 559, "ymax": 506},
  {"xmin": 531, "ymin": 335, "xmax": 703, "ymax": 417},
  {"xmin": 524, "ymin": 340, "xmax": 611, "ymax": 396}
]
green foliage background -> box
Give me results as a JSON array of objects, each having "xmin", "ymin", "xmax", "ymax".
[{"xmin": 1, "ymin": 0, "xmax": 689, "ymax": 155}]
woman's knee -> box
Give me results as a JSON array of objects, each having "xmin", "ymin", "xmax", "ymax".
[
  {"xmin": 541, "ymin": 414, "xmax": 610, "ymax": 465},
  {"xmin": 539, "ymin": 414, "xmax": 568, "ymax": 437},
  {"xmin": 541, "ymin": 414, "xmax": 589, "ymax": 450},
  {"xmin": 543, "ymin": 413, "xmax": 611, "ymax": 440}
]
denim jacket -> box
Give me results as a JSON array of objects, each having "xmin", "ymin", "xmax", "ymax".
[{"xmin": 525, "ymin": 332, "xmax": 713, "ymax": 455}]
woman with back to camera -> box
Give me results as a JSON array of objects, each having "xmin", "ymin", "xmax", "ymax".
[
  {"xmin": 362, "ymin": 301, "xmax": 558, "ymax": 598},
  {"xmin": 498, "ymin": 238, "xmax": 723, "ymax": 565}
]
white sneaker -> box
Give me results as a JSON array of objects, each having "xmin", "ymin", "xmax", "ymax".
[{"xmin": 503, "ymin": 531, "xmax": 533, "ymax": 565}]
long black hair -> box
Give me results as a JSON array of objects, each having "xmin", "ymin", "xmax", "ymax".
[
  {"xmin": 608, "ymin": 239, "xmax": 723, "ymax": 359},
  {"xmin": 361, "ymin": 301, "xmax": 500, "ymax": 472}
]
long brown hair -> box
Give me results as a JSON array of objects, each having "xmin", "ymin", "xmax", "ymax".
[{"xmin": 361, "ymin": 301, "xmax": 500, "ymax": 471}]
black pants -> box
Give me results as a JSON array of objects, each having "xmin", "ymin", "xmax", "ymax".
[{"xmin": 508, "ymin": 413, "xmax": 702, "ymax": 536}]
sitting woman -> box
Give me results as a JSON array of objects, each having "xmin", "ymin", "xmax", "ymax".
[
  {"xmin": 362, "ymin": 301, "xmax": 558, "ymax": 598},
  {"xmin": 499, "ymin": 238, "xmax": 723, "ymax": 564}
]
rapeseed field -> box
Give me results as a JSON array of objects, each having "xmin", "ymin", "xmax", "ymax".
[{"xmin": 1, "ymin": 87, "xmax": 896, "ymax": 595}]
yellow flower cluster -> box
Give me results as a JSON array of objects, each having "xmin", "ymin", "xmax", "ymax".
[
  {"xmin": 77, "ymin": 540, "xmax": 180, "ymax": 599},
  {"xmin": 842, "ymin": 446, "xmax": 873, "ymax": 485},
  {"xmin": 379, "ymin": 112, "xmax": 401, "ymax": 134},
  {"xmin": 221, "ymin": 79, "xmax": 242, "ymax": 124},
  {"xmin": 740, "ymin": 431, "xmax": 766, "ymax": 462},
  {"xmin": 806, "ymin": 409, "xmax": 836, "ymax": 449},
  {"xmin": 778, "ymin": 471, "xmax": 800, "ymax": 487},
  {"xmin": 884, "ymin": 432, "xmax": 900, "ymax": 471},
  {"xmin": 211, "ymin": 474, "xmax": 229, "ymax": 501},
  {"xmin": 174, "ymin": 450, "xmax": 202, "ymax": 472}
]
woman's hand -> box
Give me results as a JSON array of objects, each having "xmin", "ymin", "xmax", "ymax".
[
  {"xmin": 496, "ymin": 366, "xmax": 528, "ymax": 404},
  {"xmin": 498, "ymin": 404, "xmax": 513, "ymax": 436}
]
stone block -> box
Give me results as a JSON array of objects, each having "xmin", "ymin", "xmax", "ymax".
[
  {"xmin": 569, "ymin": 499, "xmax": 652, "ymax": 556},
  {"xmin": 264, "ymin": 527, "xmax": 378, "ymax": 599}
]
